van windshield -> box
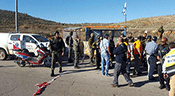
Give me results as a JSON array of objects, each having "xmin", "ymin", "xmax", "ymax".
[{"xmin": 32, "ymin": 35, "xmax": 49, "ymax": 42}]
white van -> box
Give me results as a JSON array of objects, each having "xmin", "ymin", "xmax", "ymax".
[{"xmin": 0, "ymin": 32, "xmax": 49, "ymax": 60}]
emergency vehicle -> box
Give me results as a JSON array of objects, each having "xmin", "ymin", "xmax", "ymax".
[{"xmin": 0, "ymin": 32, "xmax": 49, "ymax": 60}]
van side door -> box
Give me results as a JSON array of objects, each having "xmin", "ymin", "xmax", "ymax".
[
  {"xmin": 22, "ymin": 35, "xmax": 37, "ymax": 56},
  {"xmin": 8, "ymin": 35, "xmax": 20, "ymax": 54}
]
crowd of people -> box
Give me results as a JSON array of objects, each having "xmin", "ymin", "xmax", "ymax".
[{"xmin": 48, "ymin": 30, "xmax": 175, "ymax": 96}]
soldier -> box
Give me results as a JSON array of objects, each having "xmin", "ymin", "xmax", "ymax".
[
  {"xmin": 109, "ymin": 36, "xmax": 115, "ymax": 68},
  {"xmin": 127, "ymin": 33, "xmax": 134, "ymax": 43},
  {"xmin": 88, "ymin": 33, "xmax": 95, "ymax": 64},
  {"xmin": 66, "ymin": 31, "xmax": 73, "ymax": 63},
  {"xmin": 94, "ymin": 35, "xmax": 101, "ymax": 69},
  {"xmin": 158, "ymin": 26, "xmax": 164, "ymax": 39},
  {"xmin": 50, "ymin": 31, "xmax": 65, "ymax": 77},
  {"xmin": 73, "ymin": 35, "xmax": 80, "ymax": 68}
]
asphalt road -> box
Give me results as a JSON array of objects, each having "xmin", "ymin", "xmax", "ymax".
[{"xmin": 0, "ymin": 58, "xmax": 169, "ymax": 96}]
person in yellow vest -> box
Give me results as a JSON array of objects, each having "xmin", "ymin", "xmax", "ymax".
[
  {"xmin": 132, "ymin": 36, "xmax": 143, "ymax": 76},
  {"xmin": 162, "ymin": 42, "xmax": 175, "ymax": 96},
  {"xmin": 123, "ymin": 38, "xmax": 132, "ymax": 77}
]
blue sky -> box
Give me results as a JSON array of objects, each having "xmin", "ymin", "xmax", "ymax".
[{"xmin": 0, "ymin": 0, "xmax": 175, "ymax": 23}]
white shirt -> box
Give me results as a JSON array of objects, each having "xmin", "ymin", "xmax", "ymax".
[{"xmin": 100, "ymin": 38, "xmax": 109, "ymax": 54}]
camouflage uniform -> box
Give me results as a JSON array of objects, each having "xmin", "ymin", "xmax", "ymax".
[
  {"xmin": 50, "ymin": 35, "xmax": 65, "ymax": 76},
  {"xmin": 93, "ymin": 36, "xmax": 101, "ymax": 69},
  {"xmin": 73, "ymin": 36, "xmax": 80, "ymax": 68},
  {"xmin": 88, "ymin": 33, "xmax": 95, "ymax": 64},
  {"xmin": 109, "ymin": 36, "xmax": 115, "ymax": 68},
  {"xmin": 158, "ymin": 26, "xmax": 164, "ymax": 39},
  {"xmin": 66, "ymin": 31, "xmax": 73, "ymax": 63}
]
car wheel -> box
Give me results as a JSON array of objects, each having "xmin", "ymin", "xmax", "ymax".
[{"xmin": 0, "ymin": 49, "xmax": 7, "ymax": 60}]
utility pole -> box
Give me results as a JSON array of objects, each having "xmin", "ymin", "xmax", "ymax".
[
  {"xmin": 15, "ymin": 0, "xmax": 18, "ymax": 33},
  {"xmin": 123, "ymin": 1, "xmax": 127, "ymax": 37}
]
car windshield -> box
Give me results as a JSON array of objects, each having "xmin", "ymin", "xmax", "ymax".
[{"xmin": 32, "ymin": 35, "xmax": 49, "ymax": 42}]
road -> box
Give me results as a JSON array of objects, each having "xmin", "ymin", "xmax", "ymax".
[{"xmin": 0, "ymin": 58, "xmax": 168, "ymax": 96}]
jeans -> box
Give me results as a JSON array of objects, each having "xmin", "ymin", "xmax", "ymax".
[
  {"xmin": 126, "ymin": 58, "xmax": 131, "ymax": 74},
  {"xmin": 101, "ymin": 53, "xmax": 110, "ymax": 75},
  {"xmin": 113, "ymin": 62, "xmax": 132, "ymax": 85},
  {"xmin": 146, "ymin": 55, "xmax": 156, "ymax": 79}
]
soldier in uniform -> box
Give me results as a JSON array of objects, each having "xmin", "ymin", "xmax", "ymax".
[
  {"xmin": 109, "ymin": 36, "xmax": 115, "ymax": 68},
  {"xmin": 50, "ymin": 31, "xmax": 65, "ymax": 77},
  {"xmin": 88, "ymin": 33, "xmax": 95, "ymax": 64},
  {"xmin": 158, "ymin": 26, "xmax": 164, "ymax": 39},
  {"xmin": 127, "ymin": 33, "xmax": 134, "ymax": 43},
  {"xmin": 73, "ymin": 35, "xmax": 80, "ymax": 68},
  {"xmin": 66, "ymin": 31, "xmax": 73, "ymax": 63},
  {"xmin": 93, "ymin": 35, "xmax": 101, "ymax": 69}
]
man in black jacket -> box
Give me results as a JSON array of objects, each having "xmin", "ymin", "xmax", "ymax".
[
  {"xmin": 156, "ymin": 37, "xmax": 170, "ymax": 90},
  {"xmin": 111, "ymin": 37, "xmax": 133, "ymax": 87}
]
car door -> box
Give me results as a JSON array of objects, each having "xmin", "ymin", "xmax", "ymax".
[
  {"xmin": 8, "ymin": 35, "xmax": 21, "ymax": 54},
  {"xmin": 22, "ymin": 35, "xmax": 37, "ymax": 55}
]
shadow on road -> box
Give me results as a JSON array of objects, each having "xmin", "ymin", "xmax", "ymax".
[
  {"xmin": 133, "ymin": 76, "xmax": 159, "ymax": 87},
  {"xmin": 0, "ymin": 65, "xmax": 16, "ymax": 68}
]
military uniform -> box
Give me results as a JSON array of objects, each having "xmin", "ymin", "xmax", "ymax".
[
  {"xmin": 158, "ymin": 26, "xmax": 164, "ymax": 39},
  {"xmin": 109, "ymin": 36, "xmax": 115, "ymax": 68},
  {"xmin": 88, "ymin": 33, "xmax": 95, "ymax": 64},
  {"xmin": 50, "ymin": 36, "xmax": 65, "ymax": 76},
  {"xmin": 66, "ymin": 32, "xmax": 73, "ymax": 63},
  {"xmin": 93, "ymin": 36, "xmax": 101, "ymax": 69},
  {"xmin": 73, "ymin": 37, "xmax": 80, "ymax": 68}
]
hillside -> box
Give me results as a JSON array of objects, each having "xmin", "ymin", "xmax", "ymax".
[
  {"xmin": 116, "ymin": 15, "xmax": 175, "ymax": 31},
  {"xmin": 0, "ymin": 9, "xmax": 110, "ymax": 34},
  {"xmin": 0, "ymin": 9, "xmax": 74, "ymax": 33},
  {"xmin": 0, "ymin": 9, "xmax": 175, "ymax": 41}
]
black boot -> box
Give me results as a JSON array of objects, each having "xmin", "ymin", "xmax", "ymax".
[
  {"xmin": 51, "ymin": 70, "xmax": 55, "ymax": 77},
  {"xmin": 59, "ymin": 67, "xmax": 62, "ymax": 73}
]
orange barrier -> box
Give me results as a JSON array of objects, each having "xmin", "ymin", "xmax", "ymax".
[{"xmin": 85, "ymin": 25, "xmax": 126, "ymax": 28}]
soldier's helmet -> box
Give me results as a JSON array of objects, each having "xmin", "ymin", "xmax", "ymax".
[{"xmin": 53, "ymin": 31, "xmax": 59, "ymax": 36}]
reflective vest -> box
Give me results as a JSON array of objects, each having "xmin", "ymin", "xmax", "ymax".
[{"xmin": 163, "ymin": 49, "xmax": 175, "ymax": 77}]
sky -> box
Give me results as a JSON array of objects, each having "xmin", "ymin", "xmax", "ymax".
[{"xmin": 0, "ymin": 0, "xmax": 175, "ymax": 24}]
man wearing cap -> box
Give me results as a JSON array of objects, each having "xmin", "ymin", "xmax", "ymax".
[
  {"xmin": 145, "ymin": 36, "xmax": 158, "ymax": 80},
  {"xmin": 100, "ymin": 34, "xmax": 111, "ymax": 76},
  {"xmin": 66, "ymin": 31, "xmax": 73, "ymax": 63},
  {"xmin": 49, "ymin": 31, "xmax": 65, "ymax": 76},
  {"xmin": 162, "ymin": 42, "xmax": 175, "ymax": 96}
]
